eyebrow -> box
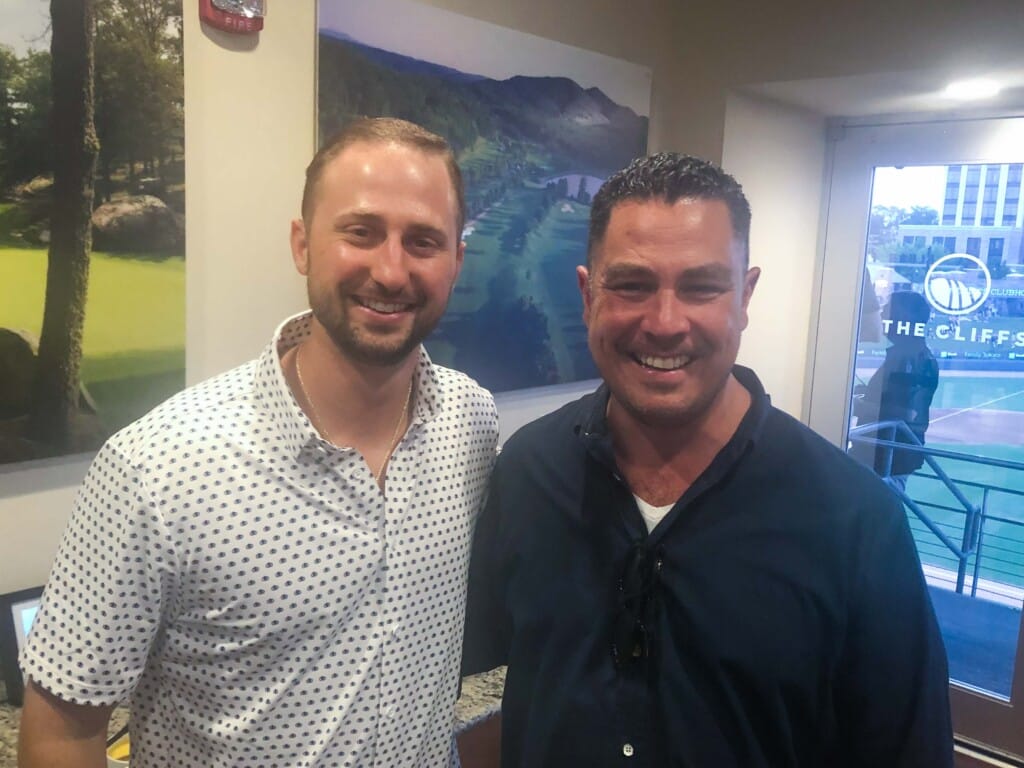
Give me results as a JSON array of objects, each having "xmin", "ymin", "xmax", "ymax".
[
  {"xmin": 678, "ymin": 264, "xmax": 734, "ymax": 282},
  {"xmin": 601, "ymin": 263, "xmax": 655, "ymax": 281},
  {"xmin": 601, "ymin": 263, "xmax": 734, "ymax": 282},
  {"xmin": 334, "ymin": 211, "xmax": 384, "ymax": 229},
  {"xmin": 335, "ymin": 212, "xmax": 450, "ymax": 244},
  {"xmin": 405, "ymin": 222, "xmax": 450, "ymax": 245}
]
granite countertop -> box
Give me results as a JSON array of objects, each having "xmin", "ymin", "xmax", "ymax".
[
  {"xmin": 0, "ymin": 669, "xmax": 504, "ymax": 767},
  {"xmin": 455, "ymin": 667, "xmax": 505, "ymax": 730}
]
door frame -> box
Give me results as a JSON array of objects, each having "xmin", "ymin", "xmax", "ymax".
[{"xmin": 806, "ymin": 112, "xmax": 1024, "ymax": 759}]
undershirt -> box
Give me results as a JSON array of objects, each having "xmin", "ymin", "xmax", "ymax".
[{"xmin": 633, "ymin": 494, "xmax": 674, "ymax": 532}]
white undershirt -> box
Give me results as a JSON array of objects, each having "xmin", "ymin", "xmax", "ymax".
[{"xmin": 633, "ymin": 494, "xmax": 675, "ymax": 533}]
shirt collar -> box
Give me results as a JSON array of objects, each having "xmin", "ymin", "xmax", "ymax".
[
  {"xmin": 253, "ymin": 311, "xmax": 443, "ymax": 461},
  {"xmin": 730, "ymin": 364, "xmax": 772, "ymax": 447}
]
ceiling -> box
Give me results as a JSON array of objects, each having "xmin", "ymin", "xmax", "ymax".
[{"xmin": 741, "ymin": 66, "xmax": 1024, "ymax": 120}]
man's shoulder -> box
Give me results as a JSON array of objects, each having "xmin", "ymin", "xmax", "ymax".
[
  {"xmin": 762, "ymin": 405, "xmax": 859, "ymax": 469},
  {"xmin": 758, "ymin": 405, "xmax": 898, "ymax": 508},
  {"xmin": 431, "ymin": 363, "xmax": 494, "ymax": 404},
  {"xmin": 429, "ymin": 363, "xmax": 499, "ymax": 427}
]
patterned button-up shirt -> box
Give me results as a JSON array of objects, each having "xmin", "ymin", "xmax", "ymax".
[{"xmin": 22, "ymin": 312, "xmax": 499, "ymax": 767}]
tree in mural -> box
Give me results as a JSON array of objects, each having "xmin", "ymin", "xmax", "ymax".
[
  {"xmin": 0, "ymin": 48, "xmax": 53, "ymax": 187},
  {"xmin": 28, "ymin": 0, "xmax": 100, "ymax": 449},
  {"xmin": 0, "ymin": 0, "xmax": 182, "ymax": 195},
  {"xmin": 94, "ymin": 0, "xmax": 183, "ymax": 199}
]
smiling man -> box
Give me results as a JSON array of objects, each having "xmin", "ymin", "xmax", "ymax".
[
  {"xmin": 19, "ymin": 118, "xmax": 498, "ymax": 768},
  {"xmin": 463, "ymin": 153, "xmax": 952, "ymax": 767}
]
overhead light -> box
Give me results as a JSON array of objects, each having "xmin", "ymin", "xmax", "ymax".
[{"xmin": 943, "ymin": 78, "xmax": 1002, "ymax": 100}]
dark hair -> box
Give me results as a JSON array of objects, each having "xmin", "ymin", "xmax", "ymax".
[
  {"xmin": 301, "ymin": 117, "xmax": 465, "ymax": 235},
  {"xmin": 886, "ymin": 290, "xmax": 931, "ymax": 325},
  {"xmin": 587, "ymin": 152, "xmax": 751, "ymax": 265}
]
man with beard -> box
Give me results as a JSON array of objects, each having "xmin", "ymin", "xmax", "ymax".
[
  {"xmin": 463, "ymin": 153, "xmax": 952, "ymax": 767},
  {"xmin": 19, "ymin": 118, "xmax": 498, "ymax": 768}
]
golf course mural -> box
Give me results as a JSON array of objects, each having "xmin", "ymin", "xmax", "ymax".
[
  {"xmin": 0, "ymin": 0, "xmax": 184, "ymax": 466},
  {"xmin": 318, "ymin": 0, "xmax": 651, "ymax": 392}
]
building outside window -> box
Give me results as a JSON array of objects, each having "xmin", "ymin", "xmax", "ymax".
[
  {"xmin": 1003, "ymin": 163, "xmax": 1022, "ymax": 227},
  {"xmin": 988, "ymin": 237, "xmax": 1005, "ymax": 268},
  {"xmin": 962, "ymin": 165, "xmax": 981, "ymax": 224},
  {"xmin": 943, "ymin": 165, "xmax": 962, "ymax": 225},
  {"xmin": 981, "ymin": 166, "xmax": 1000, "ymax": 225}
]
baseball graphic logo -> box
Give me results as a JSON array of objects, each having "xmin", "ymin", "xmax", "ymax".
[{"xmin": 923, "ymin": 253, "xmax": 992, "ymax": 316}]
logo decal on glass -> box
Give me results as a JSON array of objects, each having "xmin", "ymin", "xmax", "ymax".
[{"xmin": 923, "ymin": 253, "xmax": 992, "ymax": 315}]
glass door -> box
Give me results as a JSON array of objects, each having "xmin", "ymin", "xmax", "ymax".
[{"xmin": 808, "ymin": 115, "xmax": 1024, "ymax": 758}]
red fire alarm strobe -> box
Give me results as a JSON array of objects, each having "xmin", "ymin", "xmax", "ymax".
[{"xmin": 200, "ymin": 0, "xmax": 265, "ymax": 33}]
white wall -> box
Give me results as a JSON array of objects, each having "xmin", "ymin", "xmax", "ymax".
[
  {"xmin": 184, "ymin": 8, "xmax": 314, "ymax": 380},
  {"xmin": 721, "ymin": 92, "xmax": 827, "ymax": 418},
  {"xmin": 0, "ymin": 457, "xmax": 90, "ymax": 594}
]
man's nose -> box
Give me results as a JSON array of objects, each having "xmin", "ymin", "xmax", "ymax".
[
  {"xmin": 369, "ymin": 236, "xmax": 410, "ymax": 292},
  {"xmin": 642, "ymin": 290, "xmax": 690, "ymax": 337}
]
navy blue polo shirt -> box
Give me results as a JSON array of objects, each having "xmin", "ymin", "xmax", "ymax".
[{"xmin": 463, "ymin": 366, "xmax": 952, "ymax": 767}]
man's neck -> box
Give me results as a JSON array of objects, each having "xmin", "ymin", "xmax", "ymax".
[
  {"xmin": 609, "ymin": 375, "xmax": 751, "ymax": 506},
  {"xmin": 284, "ymin": 322, "xmax": 418, "ymax": 451}
]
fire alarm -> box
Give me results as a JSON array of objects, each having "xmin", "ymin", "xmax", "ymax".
[{"xmin": 200, "ymin": 0, "xmax": 265, "ymax": 33}]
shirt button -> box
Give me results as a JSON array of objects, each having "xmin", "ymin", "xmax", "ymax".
[{"xmin": 622, "ymin": 743, "xmax": 634, "ymax": 757}]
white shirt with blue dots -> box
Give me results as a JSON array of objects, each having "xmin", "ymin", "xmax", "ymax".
[{"xmin": 21, "ymin": 312, "xmax": 499, "ymax": 767}]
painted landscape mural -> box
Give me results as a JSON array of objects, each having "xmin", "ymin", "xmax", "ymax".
[
  {"xmin": 318, "ymin": 0, "xmax": 651, "ymax": 391},
  {"xmin": 0, "ymin": 1, "xmax": 184, "ymax": 466}
]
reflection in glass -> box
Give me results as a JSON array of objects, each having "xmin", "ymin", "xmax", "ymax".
[{"xmin": 849, "ymin": 164, "xmax": 1024, "ymax": 699}]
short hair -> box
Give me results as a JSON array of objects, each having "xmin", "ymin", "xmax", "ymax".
[
  {"xmin": 587, "ymin": 152, "xmax": 751, "ymax": 266},
  {"xmin": 886, "ymin": 290, "xmax": 931, "ymax": 324},
  {"xmin": 302, "ymin": 117, "xmax": 466, "ymax": 235}
]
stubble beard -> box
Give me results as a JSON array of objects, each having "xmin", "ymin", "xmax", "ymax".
[
  {"xmin": 611, "ymin": 356, "xmax": 736, "ymax": 432},
  {"xmin": 309, "ymin": 288, "xmax": 429, "ymax": 368}
]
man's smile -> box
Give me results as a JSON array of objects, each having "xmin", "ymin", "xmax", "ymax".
[
  {"xmin": 352, "ymin": 296, "xmax": 415, "ymax": 314},
  {"xmin": 633, "ymin": 353, "xmax": 693, "ymax": 372}
]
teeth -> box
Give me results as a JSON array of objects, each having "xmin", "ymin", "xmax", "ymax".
[
  {"xmin": 360, "ymin": 299, "xmax": 408, "ymax": 313},
  {"xmin": 638, "ymin": 354, "xmax": 690, "ymax": 371}
]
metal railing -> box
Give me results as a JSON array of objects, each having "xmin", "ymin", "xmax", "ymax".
[{"xmin": 848, "ymin": 421, "xmax": 1024, "ymax": 598}]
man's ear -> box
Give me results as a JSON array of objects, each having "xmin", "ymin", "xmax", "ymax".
[
  {"xmin": 739, "ymin": 266, "xmax": 761, "ymax": 330},
  {"xmin": 290, "ymin": 218, "xmax": 309, "ymax": 276},
  {"xmin": 455, "ymin": 240, "xmax": 466, "ymax": 279},
  {"xmin": 577, "ymin": 264, "xmax": 592, "ymax": 326},
  {"xmin": 742, "ymin": 266, "xmax": 761, "ymax": 307},
  {"xmin": 446, "ymin": 241, "xmax": 466, "ymax": 299}
]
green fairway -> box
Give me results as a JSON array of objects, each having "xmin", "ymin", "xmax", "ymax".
[
  {"xmin": 437, "ymin": 185, "xmax": 594, "ymax": 386},
  {"xmin": 84, "ymin": 350, "xmax": 185, "ymax": 433},
  {"xmin": 451, "ymin": 185, "xmax": 552, "ymax": 315},
  {"xmin": 1, "ymin": 245, "xmax": 184, "ymax": 356},
  {"xmin": 0, "ymin": 230, "xmax": 185, "ymax": 438},
  {"xmin": 528, "ymin": 199, "xmax": 595, "ymax": 380},
  {"xmin": 427, "ymin": 135, "xmax": 601, "ymax": 388}
]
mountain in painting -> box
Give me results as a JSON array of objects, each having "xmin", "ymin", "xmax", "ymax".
[{"xmin": 317, "ymin": 34, "xmax": 648, "ymax": 176}]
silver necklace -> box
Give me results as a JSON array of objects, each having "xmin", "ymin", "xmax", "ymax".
[{"xmin": 294, "ymin": 345, "xmax": 414, "ymax": 486}]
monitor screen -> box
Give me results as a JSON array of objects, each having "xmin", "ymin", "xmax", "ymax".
[
  {"xmin": 12, "ymin": 597, "xmax": 40, "ymax": 653},
  {"xmin": 0, "ymin": 586, "xmax": 44, "ymax": 706}
]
